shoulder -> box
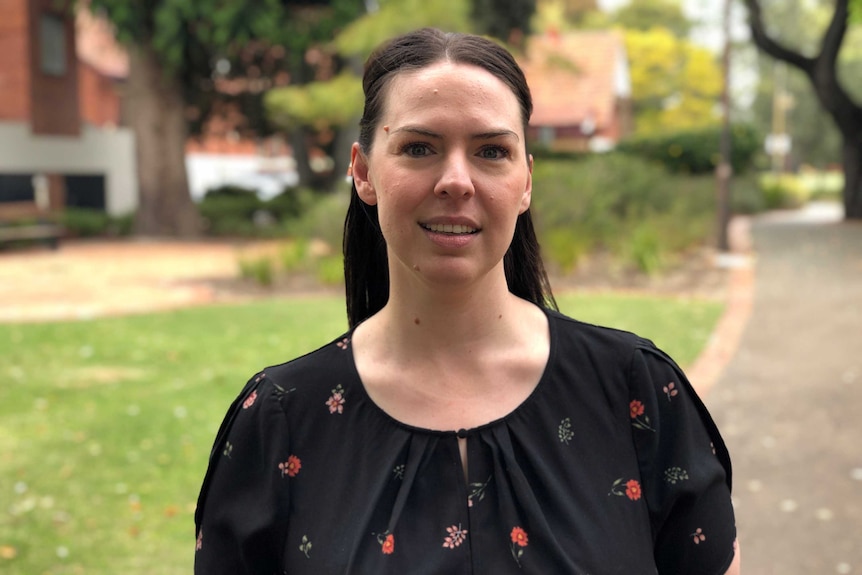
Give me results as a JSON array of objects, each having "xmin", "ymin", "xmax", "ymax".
[
  {"xmin": 546, "ymin": 308, "xmax": 653, "ymax": 369},
  {"xmin": 258, "ymin": 332, "xmax": 355, "ymax": 394}
]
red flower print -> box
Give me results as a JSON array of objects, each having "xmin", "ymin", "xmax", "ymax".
[
  {"xmin": 510, "ymin": 527, "xmax": 528, "ymax": 547},
  {"xmin": 325, "ymin": 384, "xmax": 346, "ymax": 414},
  {"xmin": 195, "ymin": 529, "xmax": 203, "ymax": 551},
  {"xmin": 629, "ymin": 400, "xmax": 655, "ymax": 432},
  {"xmin": 691, "ymin": 528, "xmax": 706, "ymax": 544},
  {"xmin": 609, "ymin": 477, "xmax": 644, "ymax": 501},
  {"xmin": 381, "ymin": 533, "xmax": 395, "ymax": 555},
  {"xmin": 443, "ymin": 524, "xmax": 468, "ymax": 549},
  {"xmin": 509, "ymin": 527, "xmax": 528, "ymax": 566},
  {"xmin": 279, "ymin": 455, "xmax": 302, "ymax": 478},
  {"xmin": 242, "ymin": 390, "xmax": 258, "ymax": 409},
  {"xmin": 625, "ymin": 479, "xmax": 642, "ymax": 501}
]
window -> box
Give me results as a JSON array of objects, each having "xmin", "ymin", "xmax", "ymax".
[{"xmin": 40, "ymin": 14, "xmax": 67, "ymax": 76}]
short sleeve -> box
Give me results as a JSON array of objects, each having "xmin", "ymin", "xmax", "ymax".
[
  {"xmin": 628, "ymin": 342, "xmax": 736, "ymax": 575},
  {"xmin": 194, "ymin": 372, "xmax": 291, "ymax": 574}
]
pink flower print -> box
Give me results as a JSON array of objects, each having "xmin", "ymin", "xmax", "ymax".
[
  {"xmin": 325, "ymin": 384, "xmax": 346, "ymax": 414},
  {"xmin": 663, "ymin": 382, "xmax": 679, "ymax": 401},
  {"xmin": 630, "ymin": 400, "xmax": 645, "ymax": 418},
  {"xmin": 442, "ymin": 524, "xmax": 468, "ymax": 549},
  {"xmin": 691, "ymin": 528, "xmax": 706, "ymax": 544},
  {"xmin": 195, "ymin": 529, "xmax": 203, "ymax": 551},
  {"xmin": 242, "ymin": 390, "xmax": 258, "ymax": 409},
  {"xmin": 279, "ymin": 455, "xmax": 302, "ymax": 478},
  {"xmin": 336, "ymin": 338, "xmax": 350, "ymax": 350}
]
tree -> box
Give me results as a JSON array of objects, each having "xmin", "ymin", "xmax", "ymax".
[
  {"xmin": 743, "ymin": 0, "xmax": 862, "ymax": 218},
  {"xmin": 85, "ymin": 0, "xmax": 362, "ymax": 235},
  {"xmin": 610, "ymin": 0, "xmax": 691, "ymax": 38},
  {"xmin": 624, "ymin": 28, "xmax": 723, "ymax": 136}
]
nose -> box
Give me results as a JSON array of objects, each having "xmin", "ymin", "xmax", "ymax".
[{"xmin": 434, "ymin": 152, "xmax": 475, "ymax": 199}]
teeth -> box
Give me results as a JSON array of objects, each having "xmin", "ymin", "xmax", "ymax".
[{"xmin": 424, "ymin": 223, "xmax": 477, "ymax": 234}]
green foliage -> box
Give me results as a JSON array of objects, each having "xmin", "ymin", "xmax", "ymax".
[
  {"xmin": 609, "ymin": 0, "xmax": 691, "ymax": 37},
  {"xmin": 280, "ymin": 238, "xmax": 312, "ymax": 273},
  {"xmin": 616, "ymin": 124, "xmax": 763, "ymax": 175},
  {"xmin": 531, "ymin": 153, "xmax": 716, "ymax": 275},
  {"xmin": 471, "ymin": 0, "xmax": 536, "ymax": 43},
  {"xmin": 623, "ymin": 28, "xmax": 722, "ymax": 135},
  {"xmin": 543, "ymin": 228, "xmax": 595, "ymax": 273},
  {"xmin": 198, "ymin": 186, "xmax": 314, "ymax": 237},
  {"xmin": 758, "ymin": 173, "xmax": 812, "ymax": 209},
  {"xmin": 237, "ymin": 254, "xmax": 276, "ymax": 286},
  {"xmin": 265, "ymin": 73, "xmax": 363, "ymax": 131},
  {"xmin": 59, "ymin": 209, "xmax": 134, "ymax": 238},
  {"xmin": 334, "ymin": 0, "xmax": 472, "ymax": 58},
  {"xmin": 283, "ymin": 190, "xmax": 350, "ymax": 249},
  {"xmin": 314, "ymin": 255, "xmax": 346, "ymax": 286}
]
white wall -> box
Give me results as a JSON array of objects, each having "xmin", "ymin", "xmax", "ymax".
[
  {"xmin": 0, "ymin": 122, "xmax": 137, "ymax": 216},
  {"xmin": 186, "ymin": 153, "xmax": 298, "ymax": 201}
]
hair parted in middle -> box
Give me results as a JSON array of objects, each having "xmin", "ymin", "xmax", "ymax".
[{"xmin": 343, "ymin": 27, "xmax": 557, "ymax": 328}]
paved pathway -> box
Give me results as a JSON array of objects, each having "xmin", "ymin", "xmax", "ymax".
[{"xmin": 705, "ymin": 203, "xmax": 862, "ymax": 574}]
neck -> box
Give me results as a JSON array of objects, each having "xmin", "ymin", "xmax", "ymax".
[{"xmin": 370, "ymin": 265, "xmax": 527, "ymax": 356}]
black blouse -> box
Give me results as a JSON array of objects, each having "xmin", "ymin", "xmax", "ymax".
[{"xmin": 195, "ymin": 309, "xmax": 736, "ymax": 574}]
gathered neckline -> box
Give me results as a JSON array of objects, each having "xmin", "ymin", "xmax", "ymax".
[{"xmin": 344, "ymin": 307, "xmax": 558, "ymax": 437}]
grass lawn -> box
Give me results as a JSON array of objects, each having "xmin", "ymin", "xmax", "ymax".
[{"xmin": 0, "ymin": 292, "xmax": 722, "ymax": 573}]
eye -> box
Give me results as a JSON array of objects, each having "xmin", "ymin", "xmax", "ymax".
[
  {"xmin": 478, "ymin": 145, "xmax": 510, "ymax": 160},
  {"xmin": 401, "ymin": 142, "xmax": 433, "ymax": 157}
]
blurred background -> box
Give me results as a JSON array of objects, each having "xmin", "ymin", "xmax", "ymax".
[{"xmin": 1, "ymin": 0, "xmax": 860, "ymax": 573}]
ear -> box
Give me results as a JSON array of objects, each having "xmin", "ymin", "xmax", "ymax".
[
  {"xmin": 351, "ymin": 143, "xmax": 377, "ymax": 206},
  {"xmin": 519, "ymin": 154, "xmax": 533, "ymax": 214}
]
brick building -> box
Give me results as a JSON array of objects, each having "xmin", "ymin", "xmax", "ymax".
[
  {"xmin": 519, "ymin": 30, "xmax": 633, "ymax": 153},
  {"xmin": 0, "ymin": 0, "xmax": 137, "ymax": 219}
]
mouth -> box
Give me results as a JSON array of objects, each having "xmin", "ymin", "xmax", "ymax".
[{"xmin": 420, "ymin": 223, "xmax": 479, "ymax": 235}]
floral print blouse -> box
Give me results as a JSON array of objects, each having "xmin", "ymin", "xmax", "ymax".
[{"xmin": 194, "ymin": 309, "xmax": 736, "ymax": 574}]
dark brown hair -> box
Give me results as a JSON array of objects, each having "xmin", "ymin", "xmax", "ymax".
[{"xmin": 344, "ymin": 28, "xmax": 556, "ymax": 327}]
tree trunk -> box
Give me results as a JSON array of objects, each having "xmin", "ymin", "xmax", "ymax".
[
  {"xmin": 843, "ymin": 138, "xmax": 862, "ymax": 219},
  {"xmin": 126, "ymin": 45, "xmax": 201, "ymax": 236},
  {"xmin": 287, "ymin": 126, "xmax": 315, "ymax": 189},
  {"xmin": 743, "ymin": 0, "xmax": 862, "ymax": 221}
]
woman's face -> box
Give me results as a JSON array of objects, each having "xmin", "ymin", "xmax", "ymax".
[{"xmin": 352, "ymin": 61, "xmax": 532, "ymax": 291}]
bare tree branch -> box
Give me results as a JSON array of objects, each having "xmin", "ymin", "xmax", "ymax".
[
  {"xmin": 819, "ymin": 0, "xmax": 849, "ymax": 69},
  {"xmin": 741, "ymin": 0, "xmax": 815, "ymax": 72}
]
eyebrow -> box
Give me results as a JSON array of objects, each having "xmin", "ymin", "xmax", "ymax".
[{"xmin": 390, "ymin": 125, "xmax": 520, "ymax": 142}]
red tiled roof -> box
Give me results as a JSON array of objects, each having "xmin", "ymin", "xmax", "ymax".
[{"xmin": 519, "ymin": 30, "xmax": 626, "ymax": 129}]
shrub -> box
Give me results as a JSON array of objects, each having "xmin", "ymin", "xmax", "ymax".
[
  {"xmin": 284, "ymin": 191, "xmax": 349, "ymax": 250},
  {"xmin": 759, "ymin": 173, "xmax": 810, "ymax": 209},
  {"xmin": 199, "ymin": 185, "xmax": 316, "ymax": 238},
  {"xmin": 280, "ymin": 238, "xmax": 311, "ymax": 273},
  {"xmin": 314, "ymin": 255, "xmax": 344, "ymax": 286},
  {"xmin": 616, "ymin": 123, "xmax": 762, "ymax": 175},
  {"xmin": 237, "ymin": 254, "xmax": 276, "ymax": 287},
  {"xmin": 59, "ymin": 208, "xmax": 133, "ymax": 237},
  {"xmin": 531, "ymin": 154, "xmax": 716, "ymax": 275}
]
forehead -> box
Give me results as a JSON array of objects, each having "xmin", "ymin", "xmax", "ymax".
[{"xmin": 382, "ymin": 62, "xmax": 523, "ymax": 127}]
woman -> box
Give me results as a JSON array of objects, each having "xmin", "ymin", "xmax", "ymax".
[{"xmin": 195, "ymin": 28, "xmax": 739, "ymax": 574}]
